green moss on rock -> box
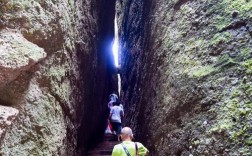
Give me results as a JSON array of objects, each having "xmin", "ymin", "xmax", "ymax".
[
  {"xmin": 213, "ymin": 0, "xmax": 252, "ymax": 30},
  {"xmin": 209, "ymin": 32, "xmax": 232, "ymax": 46},
  {"xmin": 189, "ymin": 65, "xmax": 217, "ymax": 78},
  {"xmin": 242, "ymin": 59, "xmax": 252, "ymax": 75},
  {"xmin": 209, "ymin": 87, "xmax": 252, "ymax": 155},
  {"xmin": 223, "ymin": 0, "xmax": 252, "ymax": 14}
]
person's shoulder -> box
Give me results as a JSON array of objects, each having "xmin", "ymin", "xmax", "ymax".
[
  {"xmin": 115, "ymin": 106, "xmax": 121, "ymax": 109},
  {"xmin": 135, "ymin": 142, "xmax": 144, "ymax": 146},
  {"xmin": 112, "ymin": 144, "xmax": 123, "ymax": 156},
  {"xmin": 113, "ymin": 143, "xmax": 123, "ymax": 150},
  {"xmin": 114, "ymin": 143, "xmax": 121, "ymax": 147},
  {"xmin": 116, "ymin": 105, "xmax": 123, "ymax": 110},
  {"xmin": 111, "ymin": 105, "xmax": 116, "ymax": 109}
]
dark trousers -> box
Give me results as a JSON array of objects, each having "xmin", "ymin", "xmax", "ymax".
[{"xmin": 111, "ymin": 122, "xmax": 122, "ymax": 135}]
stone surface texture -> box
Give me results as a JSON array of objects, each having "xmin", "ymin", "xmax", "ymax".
[
  {"xmin": 0, "ymin": 0, "xmax": 115, "ymax": 155},
  {"xmin": 0, "ymin": 105, "xmax": 19, "ymax": 142},
  {"xmin": 117, "ymin": 0, "xmax": 252, "ymax": 155}
]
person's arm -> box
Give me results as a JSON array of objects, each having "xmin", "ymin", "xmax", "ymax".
[{"xmin": 137, "ymin": 143, "xmax": 149, "ymax": 155}]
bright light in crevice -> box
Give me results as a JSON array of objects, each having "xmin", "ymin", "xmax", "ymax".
[
  {"xmin": 112, "ymin": 17, "xmax": 119, "ymax": 67},
  {"xmin": 112, "ymin": 16, "xmax": 121, "ymax": 95}
]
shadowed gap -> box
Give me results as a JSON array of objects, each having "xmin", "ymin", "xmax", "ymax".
[{"xmin": 76, "ymin": 0, "xmax": 117, "ymax": 155}]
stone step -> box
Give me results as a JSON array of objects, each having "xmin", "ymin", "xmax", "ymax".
[
  {"xmin": 86, "ymin": 134, "xmax": 119, "ymax": 156},
  {"xmin": 87, "ymin": 150, "xmax": 112, "ymax": 155},
  {"xmin": 103, "ymin": 134, "xmax": 117, "ymax": 141}
]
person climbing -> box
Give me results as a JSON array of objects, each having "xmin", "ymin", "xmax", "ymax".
[
  {"xmin": 109, "ymin": 101, "xmax": 124, "ymax": 140},
  {"xmin": 106, "ymin": 93, "xmax": 120, "ymax": 134},
  {"xmin": 112, "ymin": 127, "xmax": 149, "ymax": 156}
]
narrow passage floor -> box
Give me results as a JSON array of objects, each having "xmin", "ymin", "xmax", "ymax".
[{"xmin": 87, "ymin": 134, "xmax": 119, "ymax": 156}]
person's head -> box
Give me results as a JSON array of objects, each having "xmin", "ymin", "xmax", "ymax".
[
  {"xmin": 109, "ymin": 93, "xmax": 118, "ymax": 101},
  {"xmin": 120, "ymin": 127, "xmax": 134, "ymax": 141}
]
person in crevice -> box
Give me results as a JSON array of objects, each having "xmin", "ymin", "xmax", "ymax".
[
  {"xmin": 108, "ymin": 93, "xmax": 119, "ymax": 109},
  {"xmin": 109, "ymin": 101, "xmax": 124, "ymax": 140},
  {"xmin": 112, "ymin": 127, "xmax": 149, "ymax": 156},
  {"xmin": 106, "ymin": 93, "xmax": 119, "ymax": 134}
]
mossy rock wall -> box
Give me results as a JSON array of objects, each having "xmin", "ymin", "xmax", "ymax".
[
  {"xmin": 0, "ymin": 0, "xmax": 115, "ymax": 155},
  {"xmin": 117, "ymin": 0, "xmax": 252, "ymax": 155}
]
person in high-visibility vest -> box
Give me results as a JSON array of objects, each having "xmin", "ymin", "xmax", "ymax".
[{"xmin": 112, "ymin": 127, "xmax": 149, "ymax": 156}]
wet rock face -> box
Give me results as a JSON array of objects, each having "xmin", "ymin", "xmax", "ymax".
[
  {"xmin": 117, "ymin": 0, "xmax": 252, "ymax": 155},
  {"xmin": 0, "ymin": 0, "xmax": 115, "ymax": 155}
]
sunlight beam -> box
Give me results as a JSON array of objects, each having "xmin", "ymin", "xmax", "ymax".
[{"xmin": 112, "ymin": 17, "xmax": 119, "ymax": 67}]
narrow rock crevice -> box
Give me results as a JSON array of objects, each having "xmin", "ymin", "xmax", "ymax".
[
  {"xmin": 76, "ymin": 0, "xmax": 117, "ymax": 155},
  {"xmin": 1, "ymin": 0, "xmax": 251, "ymax": 156}
]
